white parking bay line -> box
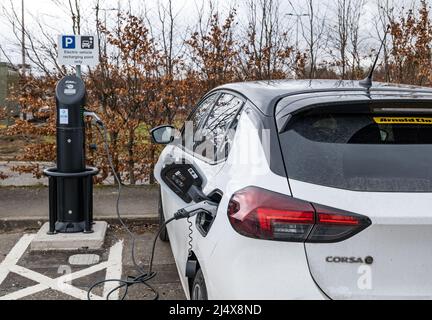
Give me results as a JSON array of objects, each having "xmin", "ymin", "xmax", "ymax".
[
  {"xmin": 1, "ymin": 284, "xmax": 49, "ymax": 301},
  {"xmin": 0, "ymin": 234, "xmax": 35, "ymax": 286},
  {"xmin": 103, "ymin": 240, "xmax": 124, "ymax": 300},
  {"xmin": 4, "ymin": 265, "xmax": 105, "ymax": 300},
  {"xmin": 0, "ymin": 234, "xmax": 124, "ymax": 300}
]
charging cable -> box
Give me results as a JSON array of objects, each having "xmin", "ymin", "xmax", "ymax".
[
  {"xmin": 87, "ymin": 120, "xmax": 167, "ymax": 300},
  {"xmin": 86, "ymin": 115, "xmax": 217, "ymax": 300}
]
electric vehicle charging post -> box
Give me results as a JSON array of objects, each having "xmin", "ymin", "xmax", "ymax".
[
  {"xmin": 29, "ymin": 34, "xmax": 108, "ymax": 250},
  {"xmin": 44, "ymin": 75, "xmax": 99, "ymax": 234}
]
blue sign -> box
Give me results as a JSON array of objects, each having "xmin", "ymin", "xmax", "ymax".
[{"xmin": 62, "ymin": 36, "xmax": 76, "ymax": 49}]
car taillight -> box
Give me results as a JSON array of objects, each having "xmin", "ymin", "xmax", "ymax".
[{"xmin": 228, "ymin": 187, "xmax": 371, "ymax": 243}]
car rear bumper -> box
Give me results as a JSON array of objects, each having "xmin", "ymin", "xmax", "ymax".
[{"xmin": 203, "ymin": 233, "xmax": 328, "ymax": 300}]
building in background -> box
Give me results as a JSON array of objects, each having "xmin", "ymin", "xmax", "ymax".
[{"xmin": 0, "ymin": 62, "xmax": 19, "ymax": 125}]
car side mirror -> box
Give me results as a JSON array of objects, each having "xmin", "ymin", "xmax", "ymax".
[{"xmin": 150, "ymin": 125, "xmax": 175, "ymax": 145}]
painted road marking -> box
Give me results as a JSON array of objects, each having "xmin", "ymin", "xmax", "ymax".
[
  {"xmin": 0, "ymin": 235, "xmax": 123, "ymax": 300},
  {"xmin": 0, "ymin": 234, "xmax": 35, "ymax": 285},
  {"xmin": 69, "ymin": 254, "xmax": 101, "ymax": 266},
  {"xmin": 103, "ymin": 241, "xmax": 123, "ymax": 300}
]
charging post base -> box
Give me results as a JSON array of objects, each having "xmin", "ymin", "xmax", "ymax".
[
  {"xmin": 31, "ymin": 221, "xmax": 108, "ymax": 252},
  {"xmin": 44, "ymin": 167, "xmax": 99, "ymax": 234}
]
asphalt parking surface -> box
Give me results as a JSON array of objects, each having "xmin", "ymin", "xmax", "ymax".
[{"xmin": 0, "ymin": 224, "xmax": 186, "ymax": 300}]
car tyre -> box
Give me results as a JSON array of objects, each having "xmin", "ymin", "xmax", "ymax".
[
  {"xmin": 191, "ymin": 269, "xmax": 208, "ymax": 300},
  {"xmin": 158, "ymin": 188, "xmax": 169, "ymax": 242}
]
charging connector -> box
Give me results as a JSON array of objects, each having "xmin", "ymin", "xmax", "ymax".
[
  {"xmin": 174, "ymin": 201, "xmax": 218, "ymax": 220},
  {"xmin": 84, "ymin": 111, "xmax": 104, "ymax": 127}
]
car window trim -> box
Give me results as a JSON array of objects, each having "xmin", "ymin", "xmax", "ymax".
[
  {"xmin": 216, "ymin": 100, "xmax": 245, "ymax": 159},
  {"xmin": 198, "ymin": 91, "xmax": 246, "ymax": 164},
  {"xmin": 183, "ymin": 92, "xmax": 221, "ymax": 132},
  {"xmin": 180, "ymin": 92, "xmax": 221, "ymax": 152},
  {"xmin": 180, "ymin": 90, "xmax": 246, "ymax": 166}
]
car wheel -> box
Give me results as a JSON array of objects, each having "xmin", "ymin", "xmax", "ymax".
[
  {"xmin": 191, "ymin": 269, "xmax": 208, "ymax": 300},
  {"xmin": 158, "ymin": 188, "xmax": 169, "ymax": 242}
]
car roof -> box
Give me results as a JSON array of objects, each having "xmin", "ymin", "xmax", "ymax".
[{"xmin": 213, "ymin": 79, "xmax": 432, "ymax": 116}]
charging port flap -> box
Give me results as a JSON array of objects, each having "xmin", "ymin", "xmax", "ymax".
[{"xmin": 161, "ymin": 163, "xmax": 204, "ymax": 203}]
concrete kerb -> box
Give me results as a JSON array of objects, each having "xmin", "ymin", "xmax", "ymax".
[
  {"xmin": 30, "ymin": 222, "xmax": 109, "ymax": 251},
  {"xmin": 0, "ymin": 216, "xmax": 159, "ymax": 233}
]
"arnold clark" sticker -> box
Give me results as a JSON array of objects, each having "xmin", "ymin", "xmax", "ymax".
[{"xmin": 374, "ymin": 117, "xmax": 432, "ymax": 125}]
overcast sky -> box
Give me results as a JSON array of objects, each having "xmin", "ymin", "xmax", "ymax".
[{"xmin": 0, "ymin": 0, "xmax": 417, "ymax": 66}]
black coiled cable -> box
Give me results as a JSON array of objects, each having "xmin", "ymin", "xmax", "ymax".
[
  {"xmin": 87, "ymin": 216, "xmax": 175, "ymax": 300},
  {"xmin": 187, "ymin": 217, "xmax": 194, "ymax": 258}
]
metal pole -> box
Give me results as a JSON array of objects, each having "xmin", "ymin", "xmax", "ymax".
[
  {"xmin": 21, "ymin": 0, "xmax": 27, "ymax": 121},
  {"xmin": 286, "ymin": 13, "xmax": 310, "ymax": 52},
  {"xmin": 21, "ymin": 0, "xmax": 26, "ymax": 76},
  {"xmin": 98, "ymin": 7, "xmax": 117, "ymax": 58},
  {"xmin": 296, "ymin": 17, "xmax": 299, "ymax": 52},
  {"xmin": 76, "ymin": 33, "xmax": 81, "ymax": 78},
  {"xmin": 48, "ymin": 176, "xmax": 57, "ymax": 235},
  {"xmin": 76, "ymin": 64, "xmax": 81, "ymax": 78}
]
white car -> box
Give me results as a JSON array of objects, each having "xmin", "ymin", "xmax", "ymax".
[{"xmin": 151, "ymin": 79, "xmax": 432, "ymax": 300}]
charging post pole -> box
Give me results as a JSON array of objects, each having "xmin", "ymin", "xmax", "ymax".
[{"xmin": 44, "ymin": 76, "xmax": 99, "ymax": 234}]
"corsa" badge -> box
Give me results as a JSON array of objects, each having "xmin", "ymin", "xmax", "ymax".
[{"xmin": 326, "ymin": 256, "xmax": 374, "ymax": 265}]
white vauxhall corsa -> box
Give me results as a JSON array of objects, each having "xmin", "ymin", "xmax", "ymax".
[{"xmin": 151, "ymin": 79, "xmax": 432, "ymax": 300}]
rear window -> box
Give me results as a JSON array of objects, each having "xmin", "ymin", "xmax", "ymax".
[{"xmin": 280, "ymin": 113, "xmax": 432, "ymax": 192}]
